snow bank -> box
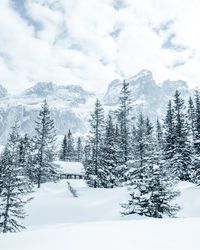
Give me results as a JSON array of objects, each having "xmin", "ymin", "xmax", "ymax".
[
  {"xmin": 1, "ymin": 179, "xmax": 200, "ymax": 250},
  {"xmin": 24, "ymin": 180, "xmax": 129, "ymax": 227},
  {"xmin": 1, "ymin": 218, "xmax": 200, "ymax": 250}
]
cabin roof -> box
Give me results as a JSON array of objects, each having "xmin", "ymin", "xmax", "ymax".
[{"xmin": 53, "ymin": 161, "xmax": 85, "ymax": 175}]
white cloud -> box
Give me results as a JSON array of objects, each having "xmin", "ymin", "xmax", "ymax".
[{"xmin": 0, "ymin": 0, "xmax": 200, "ymax": 94}]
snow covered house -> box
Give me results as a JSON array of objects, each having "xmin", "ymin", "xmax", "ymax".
[{"xmin": 53, "ymin": 161, "xmax": 85, "ymax": 179}]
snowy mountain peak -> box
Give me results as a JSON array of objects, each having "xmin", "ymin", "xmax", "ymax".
[
  {"xmin": 127, "ymin": 69, "xmax": 153, "ymax": 83},
  {"xmin": 0, "ymin": 82, "xmax": 96, "ymax": 143},
  {"xmin": 24, "ymin": 82, "xmax": 94, "ymax": 101},
  {"xmin": 21, "ymin": 82, "xmax": 95, "ymax": 111},
  {"xmin": 104, "ymin": 69, "xmax": 192, "ymax": 119},
  {"xmin": 104, "ymin": 69, "xmax": 157, "ymax": 106},
  {"xmin": 24, "ymin": 82, "xmax": 55, "ymax": 97}
]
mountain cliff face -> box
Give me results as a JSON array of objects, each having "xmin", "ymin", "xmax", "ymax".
[
  {"xmin": 104, "ymin": 70, "xmax": 192, "ymax": 119},
  {"xmin": 24, "ymin": 82, "xmax": 94, "ymax": 105},
  {"xmin": 0, "ymin": 71, "xmax": 194, "ymax": 144},
  {"xmin": 0, "ymin": 82, "xmax": 95, "ymax": 143}
]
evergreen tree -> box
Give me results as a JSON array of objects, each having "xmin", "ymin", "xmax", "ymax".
[
  {"xmin": 84, "ymin": 142, "xmax": 92, "ymax": 163},
  {"xmin": 101, "ymin": 114, "xmax": 118, "ymax": 188},
  {"xmin": 19, "ymin": 134, "xmax": 34, "ymax": 182},
  {"xmin": 60, "ymin": 135, "xmax": 67, "ymax": 161},
  {"xmin": 188, "ymin": 96, "xmax": 196, "ymax": 141},
  {"xmin": 163, "ymin": 100, "xmax": 176, "ymax": 177},
  {"xmin": 76, "ymin": 137, "xmax": 83, "ymax": 162},
  {"xmin": 156, "ymin": 119, "xmax": 164, "ymax": 150},
  {"xmin": 33, "ymin": 100, "xmax": 57, "ymax": 188},
  {"xmin": 172, "ymin": 90, "xmax": 192, "ymax": 181},
  {"xmin": 125, "ymin": 114, "xmax": 152, "ymax": 187},
  {"xmin": 122, "ymin": 116, "xmax": 180, "ymax": 218},
  {"xmin": 84, "ymin": 99, "xmax": 105, "ymax": 188},
  {"xmin": 117, "ymin": 80, "xmax": 131, "ymax": 164},
  {"xmin": 191, "ymin": 90, "xmax": 200, "ymax": 183},
  {"xmin": 133, "ymin": 114, "xmax": 147, "ymax": 171},
  {"xmin": 194, "ymin": 90, "xmax": 200, "ymax": 141},
  {"xmin": 153, "ymin": 119, "xmax": 165, "ymax": 171},
  {"xmin": 122, "ymin": 164, "xmax": 180, "ymax": 218},
  {"xmin": 113, "ymin": 124, "xmax": 124, "ymax": 184},
  {"xmin": 145, "ymin": 117, "xmax": 154, "ymax": 167},
  {"xmin": 0, "ymin": 124, "xmax": 32, "ymax": 233},
  {"xmin": 66, "ymin": 130, "xmax": 75, "ymax": 161}
]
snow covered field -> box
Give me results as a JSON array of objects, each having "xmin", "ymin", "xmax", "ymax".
[{"xmin": 1, "ymin": 179, "xmax": 200, "ymax": 250}]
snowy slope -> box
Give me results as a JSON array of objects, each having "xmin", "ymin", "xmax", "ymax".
[
  {"xmin": 24, "ymin": 180, "xmax": 129, "ymax": 227},
  {"xmin": 1, "ymin": 218, "xmax": 200, "ymax": 250},
  {"xmin": 1, "ymin": 178, "xmax": 200, "ymax": 250}
]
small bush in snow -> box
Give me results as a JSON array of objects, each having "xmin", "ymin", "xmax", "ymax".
[{"xmin": 67, "ymin": 182, "xmax": 78, "ymax": 197}]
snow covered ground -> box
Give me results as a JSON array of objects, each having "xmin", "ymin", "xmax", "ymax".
[
  {"xmin": 25, "ymin": 180, "xmax": 129, "ymax": 227},
  {"xmin": 1, "ymin": 172, "xmax": 200, "ymax": 249}
]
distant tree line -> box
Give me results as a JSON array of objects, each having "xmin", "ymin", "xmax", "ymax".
[{"xmin": 60, "ymin": 130, "xmax": 84, "ymax": 162}]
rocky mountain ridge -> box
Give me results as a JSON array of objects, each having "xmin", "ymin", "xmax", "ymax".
[
  {"xmin": 104, "ymin": 69, "xmax": 192, "ymax": 118},
  {"xmin": 0, "ymin": 71, "xmax": 194, "ymax": 143}
]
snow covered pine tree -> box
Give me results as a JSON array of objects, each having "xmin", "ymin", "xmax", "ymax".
[
  {"xmin": 171, "ymin": 91, "xmax": 192, "ymax": 181},
  {"xmin": 122, "ymin": 114, "xmax": 180, "ymax": 218},
  {"xmin": 60, "ymin": 134, "xmax": 67, "ymax": 161},
  {"xmin": 0, "ymin": 123, "xmax": 32, "ymax": 233},
  {"xmin": 101, "ymin": 114, "xmax": 119, "ymax": 188},
  {"xmin": 84, "ymin": 99, "xmax": 105, "ymax": 188},
  {"xmin": 76, "ymin": 137, "xmax": 84, "ymax": 162},
  {"xmin": 33, "ymin": 100, "xmax": 57, "ymax": 188}
]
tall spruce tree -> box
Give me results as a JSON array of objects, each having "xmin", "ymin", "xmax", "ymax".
[
  {"xmin": 0, "ymin": 123, "xmax": 32, "ymax": 233},
  {"xmin": 125, "ymin": 114, "xmax": 151, "ymax": 187},
  {"xmin": 122, "ymin": 115, "xmax": 180, "ymax": 218},
  {"xmin": 163, "ymin": 100, "xmax": 176, "ymax": 177},
  {"xmin": 66, "ymin": 130, "xmax": 75, "ymax": 161},
  {"xmin": 76, "ymin": 137, "xmax": 83, "ymax": 162},
  {"xmin": 60, "ymin": 135, "xmax": 67, "ymax": 161},
  {"xmin": 154, "ymin": 119, "xmax": 165, "ymax": 169},
  {"xmin": 188, "ymin": 96, "xmax": 196, "ymax": 142},
  {"xmin": 145, "ymin": 117, "xmax": 154, "ymax": 167},
  {"xmin": 194, "ymin": 90, "xmax": 200, "ymax": 141},
  {"xmin": 134, "ymin": 114, "xmax": 147, "ymax": 171},
  {"xmin": 33, "ymin": 100, "xmax": 57, "ymax": 188},
  {"xmin": 117, "ymin": 80, "xmax": 131, "ymax": 164},
  {"xmin": 172, "ymin": 90, "xmax": 192, "ymax": 181},
  {"xmin": 84, "ymin": 99, "xmax": 105, "ymax": 188},
  {"xmin": 113, "ymin": 124, "xmax": 124, "ymax": 184},
  {"xmin": 101, "ymin": 114, "xmax": 118, "ymax": 188},
  {"xmin": 19, "ymin": 134, "xmax": 34, "ymax": 182},
  {"xmin": 192, "ymin": 90, "xmax": 200, "ymax": 183},
  {"xmin": 156, "ymin": 119, "xmax": 164, "ymax": 150}
]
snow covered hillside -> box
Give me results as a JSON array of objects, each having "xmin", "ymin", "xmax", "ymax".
[{"xmin": 1, "ymin": 179, "xmax": 200, "ymax": 250}]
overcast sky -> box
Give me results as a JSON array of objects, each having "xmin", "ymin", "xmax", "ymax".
[{"xmin": 0, "ymin": 0, "xmax": 200, "ymax": 93}]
